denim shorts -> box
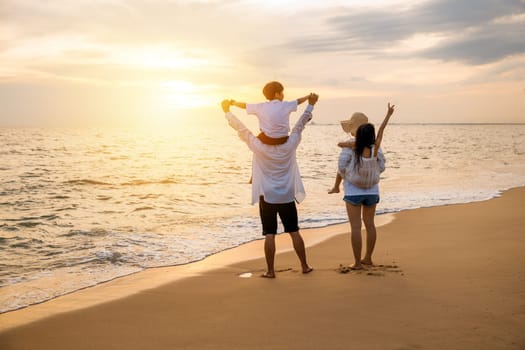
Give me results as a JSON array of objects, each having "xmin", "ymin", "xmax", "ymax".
[{"xmin": 343, "ymin": 194, "xmax": 380, "ymax": 207}]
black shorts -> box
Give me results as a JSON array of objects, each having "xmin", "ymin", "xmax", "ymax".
[{"xmin": 258, "ymin": 196, "xmax": 299, "ymax": 235}]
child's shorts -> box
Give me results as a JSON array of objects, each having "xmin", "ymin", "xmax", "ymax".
[{"xmin": 343, "ymin": 194, "xmax": 380, "ymax": 207}]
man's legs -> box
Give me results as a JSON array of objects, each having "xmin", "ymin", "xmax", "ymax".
[
  {"xmin": 263, "ymin": 234, "xmax": 276, "ymax": 278},
  {"xmin": 288, "ymin": 231, "xmax": 313, "ymax": 273},
  {"xmin": 259, "ymin": 196, "xmax": 278, "ymax": 278},
  {"xmin": 278, "ymin": 201, "xmax": 313, "ymax": 274}
]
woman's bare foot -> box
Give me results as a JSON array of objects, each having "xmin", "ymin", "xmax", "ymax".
[
  {"xmin": 361, "ymin": 258, "xmax": 373, "ymax": 266},
  {"xmin": 328, "ymin": 187, "xmax": 340, "ymax": 194},
  {"xmin": 350, "ymin": 264, "xmax": 364, "ymax": 270}
]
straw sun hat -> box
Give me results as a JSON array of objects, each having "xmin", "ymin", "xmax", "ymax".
[{"xmin": 340, "ymin": 112, "xmax": 368, "ymax": 134}]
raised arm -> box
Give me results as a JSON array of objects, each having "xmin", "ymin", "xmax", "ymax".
[
  {"xmin": 221, "ymin": 100, "xmax": 257, "ymax": 148},
  {"xmin": 222, "ymin": 100, "xmax": 248, "ymax": 134},
  {"xmin": 374, "ymin": 103, "xmax": 395, "ymax": 157},
  {"xmin": 288, "ymin": 94, "xmax": 319, "ymax": 146}
]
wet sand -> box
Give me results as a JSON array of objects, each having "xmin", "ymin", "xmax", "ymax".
[{"xmin": 1, "ymin": 187, "xmax": 524, "ymax": 349}]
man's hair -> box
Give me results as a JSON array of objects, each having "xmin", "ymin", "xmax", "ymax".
[{"xmin": 262, "ymin": 81, "xmax": 284, "ymax": 100}]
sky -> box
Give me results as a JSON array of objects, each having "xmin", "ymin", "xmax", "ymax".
[{"xmin": 1, "ymin": 0, "xmax": 524, "ymax": 127}]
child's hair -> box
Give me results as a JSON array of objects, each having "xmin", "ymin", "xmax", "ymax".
[
  {"xmin": 262, "ymin": 81, "xmax": 284, "ymax": 100},
  {"xmin": 354, "ymin": 123, "xmax": 376, "ymax": 169}
]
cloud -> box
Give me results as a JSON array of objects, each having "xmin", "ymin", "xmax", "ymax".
[
  {"xmin": 287, "ymin": 0, "xmax": 525, "ymax": 64},
  {"xmin": 0, "ymin": 0, "xmax": 244, "ymax": 48},
  {"xmin": 0, "ymin": 1, "xmax": 247, "ymax": 85},
  {"xmin": 422, "ymin": 22, "xmax": 525, "ymax": 64}
]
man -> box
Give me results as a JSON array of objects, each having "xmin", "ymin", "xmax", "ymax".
[{"xmin": 221, "ymin": 93, "xmax": 319, "ymax": 278}]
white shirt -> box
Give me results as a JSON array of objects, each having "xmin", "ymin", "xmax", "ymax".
[
  {"xmin": 225, "ymin": 104, "xmax": 314, "ymax": 205},
  {"xmin": 246, "ymin": 100, "xmax": 298, "ymax": 138},
  {"xmin": 338, "ymin": 147, "xmax": 386, "ymax": 196}
]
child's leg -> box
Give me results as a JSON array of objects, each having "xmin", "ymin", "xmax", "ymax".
[{"xmin": 328, "ymin": 172, "xmax": 342, "ymax": 194}]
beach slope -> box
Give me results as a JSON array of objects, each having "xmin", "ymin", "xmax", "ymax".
[{"xmin": 1, "ymin": 188, "xmax": 524, "ymax": 350}]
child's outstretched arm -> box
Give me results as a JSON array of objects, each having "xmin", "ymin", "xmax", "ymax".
[
  {"xmin": 338, "ymin": 140, "xmax": 355, "ymax": 148},
  {"xmin": 296, "ymin": 93, "xmax": 314, "ymax": 105},
  {"xmin": 374, "ymin": 103, "xmax": 395, "ymax": 157},
  {"xmin": 230, "ymin": 100, "xmax": 247, "ymax": 109}
]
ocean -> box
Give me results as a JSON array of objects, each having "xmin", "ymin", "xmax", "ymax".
[{"xmin": 1, "ymin": 118, "xmax": 525, "ymax": 313}]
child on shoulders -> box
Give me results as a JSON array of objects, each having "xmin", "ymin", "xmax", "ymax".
[{"xmin": 230, "ymin": 81, "xmax": 312, "ymax": 145}]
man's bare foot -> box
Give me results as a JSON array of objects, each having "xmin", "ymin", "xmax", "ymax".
[
  {"xmin": 261, "ymin": 272, "xmax": 275, "ymax": 278},
  {"xmin": 328, "ymin": 187, "xmax": 340, "ymax": 194},
  {"xmin": 361, "ymin": 259, "xmax": 373, "ymax": 266},
  {"xmin": 302, "ymin": 267, "xmax": 314, "ymax": 274},
  {"xmin": 350, "ymin": 264, "xmax": 364, "ymax": 270}
]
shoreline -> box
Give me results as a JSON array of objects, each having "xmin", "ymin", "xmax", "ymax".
[
  {"xmin": 0, "ymin": 212, "xmax": 394, "ymax": 331},
  {"xmin": 1, "ymin": 187, "xmax": 524, "ymax": 349},
  {"xmin": 0, "ymin": 180, "xmax": 520, "ymax": 318},
  {"xmin": 0, "ymin": 185, "xmax": 515, "ymax": 316},
  {"xmin": 0, "ymin": 184, "xmax": 521, "ymax": 327}
]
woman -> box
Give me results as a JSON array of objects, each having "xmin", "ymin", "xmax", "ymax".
[{"xmin": 338, "ymin": 103, "xmax": 395, "ymax": 269}]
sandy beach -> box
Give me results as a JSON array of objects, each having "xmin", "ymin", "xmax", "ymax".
[{"xmin": 1, "ymin": 187, "xmax": 524, "ymax": 349}]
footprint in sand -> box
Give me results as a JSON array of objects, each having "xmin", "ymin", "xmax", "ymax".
[
  {"xmin": 336, "ymin": 264, "xmax": 352, "ymax": 274},
  {"xmin": 336, "ymin": 262, "xmax": 404, "ymax": 276},
  {"xmin": 276, "ymin": 268, "xmax": 293, "ymax": 273},
  {"xmin": 238, "ymin": 267, "xmax": 293, "ymax": 278},
  {"xmin": 366, "ymin": 271, "xmax": 384, "ymax": 276}
]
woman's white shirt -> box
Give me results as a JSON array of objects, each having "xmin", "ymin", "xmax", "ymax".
[{"xmin": 338, "ymin": 147, "xmax": 385, "ymax": 196}]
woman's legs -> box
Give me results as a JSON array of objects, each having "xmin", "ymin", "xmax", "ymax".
[
  {"xmin": 361, "ymin": 204, "xmax": 377, "ymax": 265},
  {"xmin": 346, "ymin": 202, "xmax": 363, "ymax": 269}
]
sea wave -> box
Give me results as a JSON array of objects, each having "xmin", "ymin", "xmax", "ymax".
[
  {"xmin": 1, "ymin": 124, "xmax": 524, "ymax": 314},
  {"xmin": 65, "ymin": 178, "xmax": 178, "ymax": 186}
]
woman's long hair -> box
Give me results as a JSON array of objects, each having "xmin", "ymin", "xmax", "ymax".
[{"xmin": 354, "ymin": 123, "xmax": 376, "ymax": 169}]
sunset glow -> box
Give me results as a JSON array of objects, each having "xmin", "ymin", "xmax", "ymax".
[
  {"xmin": 1, "ymin": 0, "xmax": 524, "ymax": 126},
  {"xmin": 159, "ymin": 80, "xmax": 217, "ymax": 109},
  {"xmin": 113, "ymin": 46, "xmax": 211, "ymax": 71}
]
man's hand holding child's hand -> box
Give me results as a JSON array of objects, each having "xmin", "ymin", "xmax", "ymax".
[
  {"xmin": 221, "ymin": 100, "xmax": 231, "ymax": 113},
  {"xmin": 308, "ymin": 93, "xmax": 319, "ymax": 105}
]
